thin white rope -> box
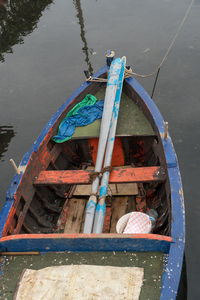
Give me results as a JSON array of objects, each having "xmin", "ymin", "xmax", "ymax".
[
  {"xmin": 87, "ymin": 0, "xmax": 194, "ymax": 81},
  {"xmin": 130, "ymin": 0, "xmax": 195, "ymax": 78}
]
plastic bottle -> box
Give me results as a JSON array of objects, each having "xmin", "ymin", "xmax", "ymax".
[{"xmin": 148, "ymin": 209, "xmax": 158, "ymax": 229}]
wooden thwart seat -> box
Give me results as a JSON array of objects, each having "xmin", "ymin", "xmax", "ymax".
[{"xmin": 34, "ymin": 166, "xmax": 166, "ymax": 185}]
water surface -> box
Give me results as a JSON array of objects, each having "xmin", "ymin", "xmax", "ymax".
[{"xmin": 0, "ymin": 0, "xmax": 200, "ymax": 298}]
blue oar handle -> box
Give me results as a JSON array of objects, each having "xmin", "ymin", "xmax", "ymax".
[
  {"xmin": 84, "ymin": 196, "xmax": 97, "ymax": 233},
  {"xmin": 93, "ymin": 198, "xmax": 106, "ymax": 234}
]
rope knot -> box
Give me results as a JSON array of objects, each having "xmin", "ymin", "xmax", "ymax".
[
  {"xmin": 89, "ymin": 171, "xmax": 100, "ymax": 183},
  {"xmin": 101, "ymin": 166, "xmax": 113, "ymax": 174},
  {"xmin": 89, "ymin": 166, "xmax": 113, "ymax": 183}
]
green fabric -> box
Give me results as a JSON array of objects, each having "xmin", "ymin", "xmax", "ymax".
[
  {"xmin": 52, "ymin": 94, "xmax": 98, "ymax": 143},
  {"xmin": 66, "ymin": 94, "xmax": 97, "ymax": 118}
]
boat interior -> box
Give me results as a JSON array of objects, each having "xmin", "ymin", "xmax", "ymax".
[{"xmin": 3, "ymin": 82, "xmax": 171, "ymax": 238}]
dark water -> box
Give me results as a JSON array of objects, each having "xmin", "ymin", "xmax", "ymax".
[{"xmin": 0, "ymin": 0, "xmax": 199, "ymax": 298}]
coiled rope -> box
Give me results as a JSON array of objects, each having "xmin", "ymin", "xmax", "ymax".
[{"xmin": 87, "ymin": 0, "xmax": 194, "ymax": 81}]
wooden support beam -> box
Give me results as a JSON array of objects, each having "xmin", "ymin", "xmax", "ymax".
[
  {"xmin": 73, "ymin": 183, "xmax": 138, "ymax": 196},
  {"xmin": 34, "ymin": 166, "xmax": 166, "ymax": 186}
]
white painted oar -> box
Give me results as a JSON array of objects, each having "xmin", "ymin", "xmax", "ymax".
[
  {"xmin": 83, "ymin": 58, "xmax": 123, "ymax": 233},
  {"xmin": 93, "ymin": 56, "xmax": 126, "ymax": 234}
]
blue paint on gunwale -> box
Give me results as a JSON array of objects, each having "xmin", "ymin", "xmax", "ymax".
[
  {"xmin": 0, "ymin": 237, "xmax": 171, "ymax": 253},
  {"xmin": 126, "ymin": 76, "xmax": 185, "ymax": 300}
]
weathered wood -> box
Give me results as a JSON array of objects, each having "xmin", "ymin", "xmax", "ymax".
[
  {"xmin": 73, "ymin": 183, "xmax": 138, "ymax": 196},
  {"xmin": 64, "ymin": 199, "xmax": 86, "ymax": 233},
  {"xmin": 80, "ymin": 208, "xmax": 86, "ymax": 233},
  {"xmin": 102, "ymin": 207, "xmax": 112, "ymax": 233},
  {"xmin": 127, "ymin": 195, "xmax": 136, "ymax": 212},
  {"xmin": 110, "ymin": 197, "xmax": 128, "ymax": 233},
  {"xmin": 34, "ymin": 166, "xmax": 166, "ymax": 185},
  {"xmin": 0, "ymin": 252, "xmax": 40, "ymax": 256},
  {"xmin": 5, "ymin": 144, "xmax": 62, "ymax": 236}
]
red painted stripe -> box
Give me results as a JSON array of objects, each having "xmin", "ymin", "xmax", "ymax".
[
  {"xmin": 34, "ymin": 166, "xmax": 166, "ymax": 185},
  {"xmin": 0, "ymin": 233, "xmax": 172, "ymax": 242}
]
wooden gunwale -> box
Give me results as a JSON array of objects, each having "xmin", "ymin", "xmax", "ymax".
[
  {"xmin": 0, "ymin": 232, "xmax": 172, "ymax": 254},
  {"xmin": 125, "ymin": 76, "xmax": 184, "ymax": 300},
  {"xmin": 0, "ymin": 233, "xmax": 172, "ymax": 242}
]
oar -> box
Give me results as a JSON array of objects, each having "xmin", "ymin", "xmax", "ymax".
[
  {"xmin": 83, "ymin": 57, "xmax": 123, "ymax": 233},
  {"xmin": 92, "ymin": 56, "xmax": 126, "ymax": 234}
]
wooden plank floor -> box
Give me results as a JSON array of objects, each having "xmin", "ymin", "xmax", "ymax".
[
  {"xmin": 109, "ymin": 197, "xmax": 128, "ymax": 233},
  {"xmin": 73, "ymin": 183, "xmax": 138, "ymax": 196},
  {"xmin": 64, "ymin": 195, "xmax": 136, "ymax": 234},
  {"xmin": 64, "ymin": 198, "xmax": 86, "ymax": 233}
]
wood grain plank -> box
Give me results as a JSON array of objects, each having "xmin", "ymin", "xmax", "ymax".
[
  {"xmin": 73, "ymin": 183, "xmax": 138, "ymax": 196},
  {"xmin": 127, "ymin": 195, "xmax": 136, "ymax": 213},
  {"xmin": 103, "ymin": 207, "xmax": 112, "ymax": 233},
  {"xmin": 110, "ymin": 197, "xmax": 128, "ymax": 233},
  {"xmin": 34, "ymin": 166, "xmax": 166, "ymax": 185},
  {"xmin": 64, "ymin": 199, "xmax": 86, "ymax": 233}
]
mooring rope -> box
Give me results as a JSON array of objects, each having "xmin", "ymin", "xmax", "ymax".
[
  {"xmin": 87, "ymin": 0, "xmax": 194, "ymax": 81},
  {"xmin": 86, "ymin": 77, "xmax": 107, "ymax": 82},
  {"xmin": 130, "ymin": 0, "xmax": 194, "ymax": 78}
]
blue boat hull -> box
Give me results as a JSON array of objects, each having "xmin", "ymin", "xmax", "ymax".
[{"xmin": 0, "ymin": 63, "xmax": 185, "ymax": 300}]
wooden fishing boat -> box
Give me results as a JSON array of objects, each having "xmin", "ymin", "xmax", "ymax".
[{"xmin": 0, "ymin": 55, "xmax": 185, "ymax": 299}]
